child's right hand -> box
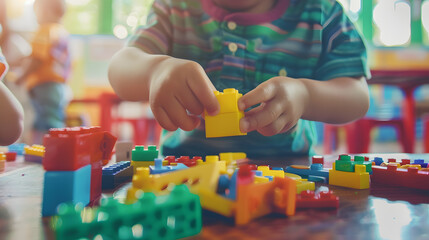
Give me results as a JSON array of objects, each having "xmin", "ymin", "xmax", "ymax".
[{"xmin": 149, "ymin": 57, "xmax": 220, "ymax": 131}]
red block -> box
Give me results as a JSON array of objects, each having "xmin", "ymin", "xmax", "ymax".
[
  {"xmin": 312, "ymin": 156, "xmax": 324, "ymax": 165},
  {"xmin": 164, "ymin": 156, "xmax": 200, "ymax": 167},
  {"xmin": 43, "ymin": 127, "xmax": 117, "ymax": 171},
  {"xmin": 296, "ymin": 190, "xmax": 339, "ymax": 209},
  {"xmin": 5, "ymin": 152, "xmax": 17, "ymax": 161},
  {"xmin": 400, "ymin": 159, "xmax": 410, "ymax": 165},
  {"xmin": 90, "ymin": 161, "xmax": 103, "ymax": 203},
  {"xmin": 371, "ymin": 165, "xmax": 429, "ymax": 190}
]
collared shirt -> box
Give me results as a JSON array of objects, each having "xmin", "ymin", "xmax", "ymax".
[
  {"xmin": 127, "ymin": 0, "xmax": 370, "ymax": 157},
  {"xmin": 26, "ymin": 23, "xmax": 70, "ymax": 90}
]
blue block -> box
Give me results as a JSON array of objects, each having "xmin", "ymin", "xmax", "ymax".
[
  {"xmin": 265, "ymin": 176, "xmax": 273, "ymax": 181},
  {"xmin": 372, "ymin": 157, "xmax": 384, "ymax": 166},
  {"xmin": 285, "ymin": 163, "xmax": 329, "ymax": 183},
  {"xmin": 226, "ymin": 171, "xmax": 237, "ymax": 200},
  {"xmin": 149, "ymin": 158, "xmax": 188, "ymax": 174},
  {"xmin": 42, "ymin": 164, "xmax": 91, "ymax": 216},
  {"xmin": 102, "ymin": 161, "xmax": 133, "ymax": 190},
  {"xmin": 252, "ymin": 170, "xmax": 263, "ymax": 176},
  {"xmin": 217, "ymin": 174, "xmax": 230, "ymax": 194},
  {"xmin": 8, "ymin": 143, "xmax": 27, "ymax": 155},
  {"xmin": 271, "ymin": 167, "xmax": 284, "ymax": 171},
  {"xmin": 412, "ymin": 159, "xmax": 427, "ymax": 168}
]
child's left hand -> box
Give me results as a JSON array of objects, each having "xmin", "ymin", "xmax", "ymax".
[{"xmin": 238, "ymin": 77, "xmax": 309, "ymax": 136}]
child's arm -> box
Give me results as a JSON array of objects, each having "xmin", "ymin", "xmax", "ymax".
[
  {"xmin": 108, "ymin": 47, "xmax": 220, "ymax": 131},
  {"xmin": 0, "ymin": 81, "xmax": 24, "ymax": 145},
  {"xmin": 238, "ymin": 76, "xmax": 369, "ymax": 136}
]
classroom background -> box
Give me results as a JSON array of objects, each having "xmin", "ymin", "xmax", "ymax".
[{"xmin": 3, "ymin": 0, "xmax": 429, "ymax": 154}]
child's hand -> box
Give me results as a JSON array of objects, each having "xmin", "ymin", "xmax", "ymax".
[
  {"xmin": 149, "ymin": 57, "xmax": 220, "ymax": 131},
  {"xmin": 238, "ymin": 77, "xmax": 309, "ymax": 136}
]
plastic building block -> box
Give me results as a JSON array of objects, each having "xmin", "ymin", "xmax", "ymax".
[
  {"xmin": 52, "ymin": 185, "xmax": 202, "ymax": 240},
  {"xmin": 372, "ymin": 157, "xmax": 384, "ymax": 166},
  {"xmin": 284, "ymin": 173, "xmax": 315, "ymax": 194},
  {"xmin": 285, "ymin": 163, "xmax": 329, "ymax": 183},
  {"xmin": 312, "ymin": 155, "xmax": 324, "ymax": 165},
  {"xmin": 354, "ymin": 156, "xmax": 372, "ymax": 174},
  {"xmin": 7, "ymin": 143, "xmax": 27, "ymax": 155},
  {"xmin": 131, "ymin": 145, "xmax": 159, "ymax": 161},
  {"xmin": 412, "ymin": 159, "xmax": 428, "ymax": 168},
  {"xmin": 197, "ymin": 188, "xmax": 236, "ymax": 217},
  {"xmin": 102, "ymin": 161, "xmax": 133, "ymax": 190},
  {"xmin": 371, "ymin": 164, "xmax": 429, "ymax": 190},
  {"xmin": 296, "ymin": 190, "xmax": 339, "ymax": 209},
  {"xmin": 219, "ymin": 152, "xmax": 247, "ymax": 164},
  {"xmin": 24, "ymin": 144, "xmax": 45, "ymax": 163},
  {"xmin": 205, "ymin": 88, "xmax": 247, "ymax": 138},
  {"xmin": 258, "ymin": 166, "xmax": 285, "ymax": 178},
  {"xmin": 334, "ymin": 155, "xmax": 372, "ymax": 174},
  {"xmin": 42, "ymin": 164, "xmax": 91, "ymax": 216},
  {"xmin": 235, "ymin": 176, "xmax": 296, "ymax": 225},
  {"xmin": 5, "ymin": 152, "xmax": 17, "ymax": 161},
  {"xmin": 329, "ymin": 162, "xmax": 369, "ymax": 189},
  {"xmin": 203, "ymin": 155, "xmax": 227, "ymax": 174},
  {"xmin": 0, "ymin": 153, "xmax": 5, "ymax": 172},
  {"xmin": 115, "ymin": 141, "xmax": 133, "ymax": 162},
  {"xmin": 164, "ymin": 156, "xmax": 200, "ymax": 167},
  {"xmin": 126, "ymin": 162, "xmax": 221, "ymax": 204},
  {"xmin": 149, "ymin": 158, "xmax": 188, "ymax": 174},
  {"xmin": 43, "ymin": 127, "xmax": 117, "ymax": 171},
  {"xmin": 399, "ymin": 164, "xmax": 422, "ymax": 170}
]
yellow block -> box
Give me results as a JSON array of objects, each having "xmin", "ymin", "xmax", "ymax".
[
  {"xmin": 284, "ymin": 173, "xmax": 315, "ymax": 193},
  {"xmin": 24, "ymin": 145, "xmax": 45, "ymax": 157},
  {"xmin": 126, "ymin": 161, "xmax": 221, "ymax": 203},
  {"xmin": 258, "ymin": 166, "xmax": 285, "ymax": 178},
  {"xmin": 219, "ymin": 152, "xmax": 247, "ymax": 164},
  {"xmin": 197, "ymin": 189, "xmax": 235, "ymax": 217},
  {"xmin": 399, "ymin": 164, "xmax": 422, "ymax": 170},
  {"xmin": 329, "ymin": 163, "xmax": 369, "ymax": 189},
  {"xmin": 205, "ymin": 88, "xmax": 246, "ymax": 138},
  {"xmin": 214, "ymin": 88, "xmax": 242, "ymax": 114},
  {"xmin": 131, "ymin": 160, "xmax": 168, "ymax": 173},
  {"xmin": 0, "ymin": 152, "xmax": 5, "ymax": 161}
]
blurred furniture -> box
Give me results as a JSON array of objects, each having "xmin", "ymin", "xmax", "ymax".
[
  {"xmin": 69, "ymin": 92, "xmax": 162, "ymax": 146},
  {"xmin": 324, "ymin": 69, "xmax": 429, "ymax": 154}
]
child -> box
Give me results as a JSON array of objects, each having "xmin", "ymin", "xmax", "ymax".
[
  {"xmin": 15, "ymin": 0, "xmax": 71, "ymax": 144},
  {"xmin": 108, "ymin": 0, "xmax": 370, "ymax": 158},
  {"xmin": 0, "ymin": 48, "xmax": 24, "ymax": 145}
]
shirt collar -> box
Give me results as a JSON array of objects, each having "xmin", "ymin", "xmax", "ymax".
[{"xmin": 202, "ymin": 0, "xmax": 290, "ymax": 25}]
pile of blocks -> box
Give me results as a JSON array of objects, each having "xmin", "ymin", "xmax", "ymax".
[{"xmin": 42, "ymin": 127, "xmax": 116, "ymax": 216}]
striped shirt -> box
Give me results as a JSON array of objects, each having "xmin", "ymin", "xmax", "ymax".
[{"xmin": 128, "ymin": 0, "xmax": 369, "ymax": 158}]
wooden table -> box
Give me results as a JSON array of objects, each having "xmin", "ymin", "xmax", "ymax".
[{"xmin": 1, "ymin": 154, "xmax": 429, "ymax": 240}]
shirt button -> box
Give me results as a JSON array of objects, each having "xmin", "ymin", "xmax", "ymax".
[
  {"xmin": 279, "ymin": 68, "xmax": 287, "ymax": 77},
  {"xmin": 228, "ymin": 43, "xmax": 238, "ymax": 53},
  {"xmin": 227, "ymin": 21, "xmax": 237, "ymax": 30}
]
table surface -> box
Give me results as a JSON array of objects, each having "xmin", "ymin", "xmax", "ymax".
[{"xmin": 1, "ymin": 154, "xmax": 429, "ymax": 240}]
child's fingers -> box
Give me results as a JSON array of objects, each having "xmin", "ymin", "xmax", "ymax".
[
  {"xmin": 152, "ymin": 107, "xmax": 178, "ymax": 131},
  {"xmin": 164, "ymin": 97, "xmax": 200, "ymax": 131},
  {"xmin": 177, "ymin": 90, "xmax": 204, "ymax": 116},
  {"xmin": 240, "ymin": 100, "xmax": 284, "ymax": 133},
  {"xmin": 257, "ymin": 113, "xmax": 290, "ymax": 136},
  {"xmin": 188, "ymin": 67, "xmax": 219, "ymax": 115},
  {"xmin": 238, "ymin": 82, "xmax": 276, "ymax": 111}
]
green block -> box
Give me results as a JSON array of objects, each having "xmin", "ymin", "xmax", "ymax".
[
  {"xmin": 335, "ymin": 155, "xmax": 354, "ymax": 172},
  {"xmin": 52, "ymin": 185, "xmax": 202, "ymax": 240},
  {"xmin": 132, "ymin": 145, "xmax": 159, "ymax": 161},
  {"xmin": 353, "ymin": 156, "xmax": 372, "ymax": 173}
]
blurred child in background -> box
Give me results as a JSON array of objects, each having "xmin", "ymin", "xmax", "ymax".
[
  {"xmin": 16, "ymin": 0, "xmax": 71, "ymax": 144},
  {"xmin": 0, "ymin": 48, "xmax": 24, "ymax": 145},
  {"xmin": 108, "ymin": 0, "xmax": 370, "ymax": 158}
]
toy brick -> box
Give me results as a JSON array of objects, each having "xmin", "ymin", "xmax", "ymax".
[
  {"xmin": 312, "ymin": 155, "xmax": 324, "ymax": 165},
  {"xmin": 42, "ymin": 164, "xmax": 91, "ymax": 216},
  {"xmin": 235, "ymin": 177, "xmax": 296, "ymax": 225},
  {"xmin": 24, "ymin": 154, "xmax": 43, "ymax": 163},
  {"xmin": 131, "ymin": 145, "xmax": 159, "ymax": 161},
  {"xmin": 296, "ymin": 190, "xmax": 339, "ymax": 209},
  {"xmin": 7, "ymin": 143, "xmax": 27, "ymax": 155},
  {"xmin": 329, "ymin": 163, "xmax": 369, "ymax": 189},
  {"xmin": 5, "ymin": 152, "xmax": 17, "ymax": 161},
  {"xmin": 165, "ymin": 156, "xmax": 200, "ymax": 167},
  {"xmin": 354, "ymin": 156, "xmax": 372, "ymax": 174},
  {"xmin": 52, "ymin": 185, "xmax": 202, "ymax": 240},
  {"xmin": 149, "ymin": 158, "xmax": 188, "ymax": 174},
  {"xmin": 0, "ymin": 153, "xmax": 5, "ymax": 172},
  {"xmin": 126, "ymin": 162, "xmax": 221, "ymax": 204},
  {"xmin": 219, "ymin": 152, "xmax": 247, "ymax": 164},
  {"xmin": 371, "ymin": 165, "xmax": 429, "ymax": 190},
  {"xmin": 400, "ymin": 159, "xmax": 411, "ymax": 165},
  {"xmin": 43, "ymin": 127, "xmax": 116, "ymax": 171},
  {"xmin": 285, "ymin": 163, "xmax": 329, "ymax": 183},
  {"xmin": 214, "ymin": 88, "xmax": 242, "ymax": 114},
  {"xmin": 258, "ymin": 166, "xmax": 285, "ymax": 178},
  {"xmin": 115, "ymin": 141, "xmax": 133, "ymax": 162},
  {"xmin": 412, "ymin": 159, "xmax": 428, "ymax": 168},
  {"xmin": 284, "ymin": 173, "xmax": 315, "ymax": 194},
  {"xmin": 205, "ymin": 111, "xmax": 246, "ymax": 138},
  {"xmin": 102, "ymin": 161, "xmax": 133, "ymax": 190},
  {"xmin": 372, "ymin": 157, "xmax": 384, "ymax": 166},
  {"xmin": 399, "ymin": 164, "xmax": 422, "ymax": 170},
  {"xmin": 335, "ymin": 154, "xmax": 354, "ymax": 172},
  {"xmin": 24, "ymin": 144, "xmax": 45, "ymax": 157}
]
